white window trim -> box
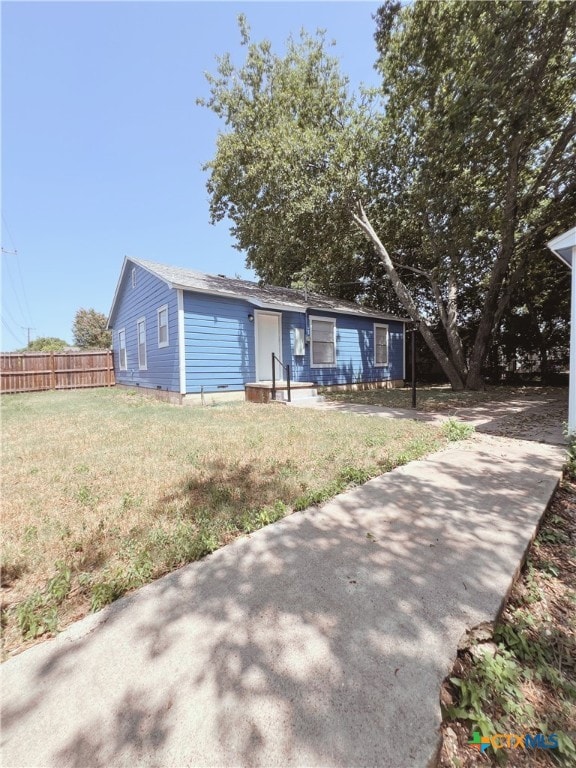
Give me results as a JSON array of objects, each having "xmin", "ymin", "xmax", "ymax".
[
  {"xmin": 177, "ymin": 290, "xmax": 186, "ymax": 394},
  {"xmin": 374, "ymin": 323, "xmax": 389, "ymax": 367},
  {"xmin": 118, "ymin": 328, "xmax": 127, "ymax": 371},
  {"xmin": 137, "ymin": 317, "xmax": 147, "ymax": 370},
  {"xmin": 310, "ymin": 316, "xmax": 336, "ymax": 368},
  {"xmin": 157, "ymin": 304, "xmax": 169, "ymax": 348}
]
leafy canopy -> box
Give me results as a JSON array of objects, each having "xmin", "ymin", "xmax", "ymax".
[
  {"xmin": 200, "ymin": 4, "xmax": 576, "ymax": 389},
  {"xmin": 22, "ymin": 337, "xmax": 69, "ymax": 352},
  {"xmin": 199, "ymin": 15, "xmax": 375, "ymax": 290},
  {"xmin": 72, "ymin": 308, "xmax": 112, "ymax": 349}
]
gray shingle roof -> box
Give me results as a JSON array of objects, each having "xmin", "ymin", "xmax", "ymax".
[{"xmin": 130, "ymin": 257, "xmax": 405, "ymax": 322}]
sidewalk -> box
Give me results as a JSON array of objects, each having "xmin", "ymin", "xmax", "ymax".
[{"xmin": 1, "ymin": 434, "xmax": 564, "ymax": 768}]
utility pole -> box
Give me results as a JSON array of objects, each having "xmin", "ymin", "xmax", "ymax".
[
  {"xmin": 21, "ymin": 326, "xmax": 35, "ymax": 346},
  {"xmin": 411, "ymin": 322, "xmax": 419, "ymax": 409}
]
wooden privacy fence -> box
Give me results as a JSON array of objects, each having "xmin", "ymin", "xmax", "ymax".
[{"xmin": 1, "ymin": 350, "xmax": 115, "ymax": 394}]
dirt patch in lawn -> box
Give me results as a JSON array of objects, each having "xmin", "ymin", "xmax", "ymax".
[
  {"xmin": 325, "ymin": 385, "xmax": 568, "ymax": 445},
  {"xmin": 326, "ymin": 384, "xmax": 566, "ymax": 414}
]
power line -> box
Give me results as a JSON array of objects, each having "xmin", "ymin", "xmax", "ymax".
[
  {"xmin": 2, "ymin": 256, "xmax": 35, "ymax": 341},
  {"xmin": 2, "ymin": 251, "xmax": 29, "ymax": 327},
  {"xmin": 1, "ymin": 215, "xmax": 17, "ymax": 251},
  {"xmin": 1, "ymin": 298, "xmax": 26, "ymax": 330},
  {"xmin": 1, "ymin": 314, "xmax": 21, "ymax": 339},
  {"xmin": 1, "ymin": 215, "xmax": 34, "ymax": 328},
  {"xmin": 15, "ymin": 253, "xmax": 33, "ymax": 328},
  {"xmin": 1, "ymin": 317, "xmax": 25, "ymax": 347}
]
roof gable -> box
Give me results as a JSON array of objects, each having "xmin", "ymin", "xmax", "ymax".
[
  {"xmin": 547, "ymin": 226, "xmax": 576, "ymax": 269},
  {"xmin": 108, "ymin": 256, "xmax": 407, "ymax": 326}
]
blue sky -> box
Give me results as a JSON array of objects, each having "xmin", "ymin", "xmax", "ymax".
[{"xmin": 1, "ymin": 1, "xmax": 382, "ymax": 350}]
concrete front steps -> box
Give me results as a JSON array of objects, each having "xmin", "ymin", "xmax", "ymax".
[
  {"xmin": 245, "ymin": 381, "xmax": 323, "ymax": 405},
  {"xmin": 276, "ymin": 387, "xmax": 325, "ymax": 406}
]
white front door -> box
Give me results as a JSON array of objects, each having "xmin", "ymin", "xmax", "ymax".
[{"xmin": 255, "ymin": 311, "xmax": 283, "ymax": 381}]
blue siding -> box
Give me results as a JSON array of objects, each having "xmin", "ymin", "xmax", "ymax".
[
  {"xmin": 110, "ymin": 263, "xmax": 180, "ymax": 391},
  {"xmin": 182, "ymin": 292, "xmax": 404, "ymax": 392},
  {"xmin": 282, "ymin": 310, "xmax": 405, "ymax": 385},
  {"xmin": 183, "ymin": 292, "xmax": 255, "ymax": 393},
  {"xmin": 184, "ymin": 293, "xmax": 404, "ymax": 392},
  {"xmin": 110, "ymin": 261, "xmax": 405, "ymax": 394}
]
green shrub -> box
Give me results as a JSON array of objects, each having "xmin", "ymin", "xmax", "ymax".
[
  {"xmin": 90, "ymin": 577, "xmax": 126, "ymax": 612},
  {"xmin": 443, "ymin": 418, "xmax": 475, "ymax": 441},
  {"xmin": 16, "ymin": 592, "xmax": 58, "ymax": 640},
  {"xmin": 565, "ymin": 430, "xmax": 576, "ymax": 478}
]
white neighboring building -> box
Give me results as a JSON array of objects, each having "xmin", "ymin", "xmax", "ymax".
[{"xmin": 547, "ymin": 226, "xmax": 576, "ymax": 434}]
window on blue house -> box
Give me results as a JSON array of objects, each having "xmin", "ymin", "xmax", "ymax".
[
  {"xmin": 118, "ymin": 329, "xmax": 127, "ymax": 370},
  {"xmin": 137, "ymin": 318, "xmax": 147, "ymax": 369},
  {"xmin": 310, "ymin": 317, "xmax": 336, "ymax": 367},
  {"xmin": 157, "ymin": 305, "xmax": 169, "ymax": 348},
  {"xmin": 374, "ymin": 324, "xmax": 389, "ymax": 366}
]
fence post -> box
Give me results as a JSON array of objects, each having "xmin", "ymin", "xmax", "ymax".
[{"xmin": 50, "ymin": 352, "xmax": 56, "ymax": 390}]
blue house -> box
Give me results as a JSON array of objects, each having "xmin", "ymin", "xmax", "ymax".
[{"xmin": 107, "ymin": 257, "xmax": 407, "ymax": 403}]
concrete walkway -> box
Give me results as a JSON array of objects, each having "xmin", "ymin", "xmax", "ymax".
[{"xmin": 1, "ymin": 434, "xmax": 565, "ymax": 768}]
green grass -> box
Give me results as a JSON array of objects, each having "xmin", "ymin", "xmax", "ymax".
[{"xmin": 1, "ymin": 387, "xmax": 448, "ymax": 656}]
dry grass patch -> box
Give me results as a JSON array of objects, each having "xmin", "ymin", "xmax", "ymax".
[
  {"xmin": 1, "ymin": 388, "xmax": 448, "ymax": 658},
  {"xmin": 325, "ymin": 384, "xmax": 568, "ymax": 413}
]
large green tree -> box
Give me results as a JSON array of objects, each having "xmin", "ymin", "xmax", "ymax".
[
  {"xmin": 373, "ymin": 0, "xmax": 575, "ymax": 388},
  {"xmin": 72, "ymin": 308, "xmax": 112, "ymax": 349},
  {"xmin": 200, "ymin": 3, "xmax": 576, "ymax": 389}
]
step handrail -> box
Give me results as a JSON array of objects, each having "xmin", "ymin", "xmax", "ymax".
[{"xmin": 271, "ymin": 353, "xmax": 291, "ymax": 403}]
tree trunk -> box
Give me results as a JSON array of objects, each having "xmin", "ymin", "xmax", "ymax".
[
  {"xmin": 466, "ymin": 133, "xmax": 523, "ymax": 390},
  {"xmin": 351, "ymin": 202, "xmax": 466, "ymax": 390},
  {"xmin": 445, "ymin": 262, "xmax": 467, "ymax": 374}
]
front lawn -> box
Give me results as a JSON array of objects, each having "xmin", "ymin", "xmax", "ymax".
[{"xmin": 1, "ymin": 388, "xmax": 448, "ymax": 658}]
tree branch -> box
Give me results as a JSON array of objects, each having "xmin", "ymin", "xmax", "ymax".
[
  {"xmin": 521, "ymin": 112, "xmax": 576, "ymax": 214},
  {"xmin": 351, "ymin": 201, "xmax": 466, "ymax": 388},
  {"xmin": 392, "ymin": 262, "xmax": 431, "ymax": 279}
]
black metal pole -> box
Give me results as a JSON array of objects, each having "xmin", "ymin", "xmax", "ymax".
[
  {"xmin": 286, "ymin": 365, "xmax": 291, "ymax": 402},
  {"xmin": 271, "ymin": 352, "xmax": 276, "ymax": 401},
  {"xmin": 411, "ymin": 326, "xmax": 417, "ymax": 409}
]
